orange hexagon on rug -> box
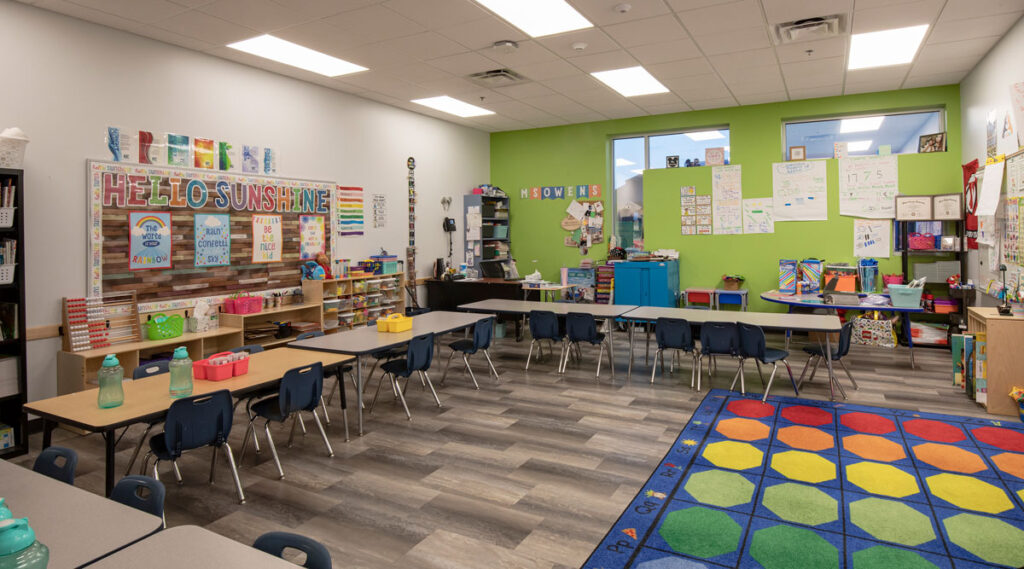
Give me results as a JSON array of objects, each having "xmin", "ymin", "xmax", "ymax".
[
  {"xmin": 913, "ymin": 443, "xmax": 987, "ymax": 474},
  {"xmin": 991, "ymin": 452, "xmax": 1024, "ymax": 480},
  {"xmin": 715, "ymin": 418, "xmax": 770, "ymax": 441},
  {"xmin": 777, "ymin": 426, "xmax": 834, "ymax": 452},
  {"xmin": 842, "ymin": 434, "xmax": 906, "ymax": 462}
]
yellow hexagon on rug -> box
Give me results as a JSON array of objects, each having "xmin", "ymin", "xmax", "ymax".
[
  {"xmin": 770, "ymin": 450, "xmax": 836, "ymax": 483},
  {"xmin": 702, "ymin": 440, "xmax": 764, "ymax": 471},
  {"xmin": 926, "ymin": 473, "xmax": 1014, "ymax": 514},
  {"xmin": 777, "ymin": 426, "xmax": 834, "ymax": 451},
  {"xmin": 715, "ymin": 417, "xmax": 770, "ymax": 442},
  {"xmin": 913, "ymin": 443, "xmax": 987, "ymax": 474},
  {"xmin": 846, "ymin": 462, "xmax": 919, "ymax": 498},
  {"xmin": 842, "ymin": 434, "xmax": 906, "ymax": 462}
]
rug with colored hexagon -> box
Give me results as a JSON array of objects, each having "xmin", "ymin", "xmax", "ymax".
[{"xmin": 582, "ymin": 390, "xmax": 1024, "ymax": 569}]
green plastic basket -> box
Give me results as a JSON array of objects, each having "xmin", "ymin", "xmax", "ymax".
[{"xmin": 146, "ymin": 313, "xmax": 184, "ymax": 341}]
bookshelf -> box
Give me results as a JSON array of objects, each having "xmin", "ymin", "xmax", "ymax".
[
  {"xmin": 0, "ymin": 168, "xmax": 26, "ymax": 458},
  {"xmin": 302, "ymin": 272, "xmax": 406, "ymax": 331},
  {"xmin": 465, "ymin": 194, "xmax": 511, "ymax": 269}
]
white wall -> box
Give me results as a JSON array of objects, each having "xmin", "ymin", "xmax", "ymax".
[{"xmin": 0, "ymin": 1, "xmax": 489, "ymax": 401}]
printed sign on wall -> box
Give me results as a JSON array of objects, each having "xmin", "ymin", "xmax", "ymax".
[
  {"xmin": 129, "ymin": 211, "xmax": 172, "ymax": 270},
  {"xmin": 252, "ymin": 214, "xmax": 282, "ymax": 263},
  {"xmin": 299, "ymin": 214, "xmax": 325, "ymax": 260},
  {"xmin": 194, "ymin": 213, "xmax": 230, "ymax": 267}
]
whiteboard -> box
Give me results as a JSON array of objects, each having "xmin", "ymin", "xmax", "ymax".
[
  {"xmin": 772, "ymin": 160, "xmax": 827, "ymax": 221},
  {"xmin": 839, "ymin": 155, "xmax": 898, "ymax": 218}
]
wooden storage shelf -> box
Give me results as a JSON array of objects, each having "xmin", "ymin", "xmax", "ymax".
[
  {"xmin": 302, "ymin": 273, "xmax": 406, "ymax": 332},
  {"xmin": 220, "ymin": 303, "xmax": 323, "ymax": 348},
  {"xmin": 966, "ymin": 307, "xmax": 1024, "ymax": 416}
]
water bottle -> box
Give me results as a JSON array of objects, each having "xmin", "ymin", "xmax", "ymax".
[
  {"xmin": 168, "ymin": 346, "xmax": 193, "ymax": 398},
  {"xmin": 0, "ymin": 499, "xmax": 10, "ymax": 520},
  {"xmin": 96, "ymin": 355, "xmax": 124, "ymax": 409},
  {"xmin": 0, "ymin": 518, "xmax": 49, "ymax": 569}
]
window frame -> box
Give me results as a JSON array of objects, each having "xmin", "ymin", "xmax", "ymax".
[{"xmin": 780, "ymin": 107, "xmax": 946, "ymax": 161}]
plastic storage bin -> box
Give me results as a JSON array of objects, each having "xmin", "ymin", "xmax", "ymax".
[
  {"xmin": 0, "ymin": 208, "xmax": 14, "ymax": 229},
  {"xmin": 888, "ymin": 284, "xmax": 924, "ymax": 308},
  {"xmin": 0, "ymin": 265, "xmax": 14, "ymax": 285}
]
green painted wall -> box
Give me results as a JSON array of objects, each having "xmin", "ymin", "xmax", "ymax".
[{"xmin": 490, "ymin": 85, "xmax": 962, "ymax": 312}]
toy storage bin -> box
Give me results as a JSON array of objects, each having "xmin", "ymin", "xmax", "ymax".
[
  {"xmin": 146, "ymin": 313, "xmax": 184, "ymax": 341},
  {"xmin": 888, "ymin": 284, "xmax": 924, "ymax": 308},
  {"xmin": 339, "ymin": 312, "xmax": 355, "ymax": 326},
  {"xmin": 908, "ymin": 233, "xmax": 937, "ymax": 250},
  {"xmin": 353, "ymin": 280, "xmax": 367, "ymax": 293},
  {"xmin": 232, "ymin": 353, "xmax": 250, "ymax": 376},
  {"xmin": 0, "ymin": 208, "xmax": 14, "ymax": 229},
  {"xmin": 0, "ymin": 134, "xmax": 28, "ymax": 168},
  {"xmin": 0, "ymin": 264, "xmax": 14, "ymax": 285},
  {"xmin": 366, "ymin": 307, "xmax": 383, "ymax": 322},
  {"xmin": 367, "ymin": 279, "xmax": 382, "ymax": 293},
  {"xmin": 337, "ymin": 297, "xmax": 352, "ymax": 310}
]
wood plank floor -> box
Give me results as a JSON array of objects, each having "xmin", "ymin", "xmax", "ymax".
[{"xmin": 13, "ymin": 330, "xmax": 989, "ymax": 568}]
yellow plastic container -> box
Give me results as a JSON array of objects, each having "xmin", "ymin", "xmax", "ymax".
[{"xmin": 377, "ymin": 313, "xmax": 412, "ymax": 333}]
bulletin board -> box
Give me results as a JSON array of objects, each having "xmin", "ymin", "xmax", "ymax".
[
  {"xmin": 977, "ymin": 150, "xmax": 1024, "ymax": 299},
  {"xmin": 562, "ymin": 199, "xmax": 604, "ymax": 248},
  {"xmin": 88, "ymin": 160, "xmax": 335, "ymax": 305}
]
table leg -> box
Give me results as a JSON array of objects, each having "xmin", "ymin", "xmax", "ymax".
[
  {"xmin": 785, "ymin": 306, "xmax": 793, "ymax": 351},
  {"xmin": 356, "ymin": 357, "xmax": 364, "ymax": 436},
  {"xmin": 823, "ymin": 335, "xmax": 846, "ymax": 401},
  {"xmin": 607, "ymin": 317, "xmax": 616, "ymax": 380},
  {"xmin": 104, "ymin": 429, "xmax": 116, "ymax": 496},
  {"xmin": 627, "ymin": 320, "xmax": 635, "ymax": 381},
  {"xmin": 41, "ymin": 419, "xmax": 55, "ymax": 449},
  {"xmin": 902, "ymin": 312, "xmax": 915, "ymax": 369}
]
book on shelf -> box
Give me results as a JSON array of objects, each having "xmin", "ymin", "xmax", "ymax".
[{"xmin": 0, "ymin": 303, "xmax": 16, "ymax": 341}]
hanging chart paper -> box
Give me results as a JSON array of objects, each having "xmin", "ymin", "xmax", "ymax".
[
  {"xmin": 1006, "ymin": 154, "xmax": 1024, "ymax": 199},
  {"xmin": 839, "ymin": 155, "xmax": 898, "ymax": 218},
  {"xmin": 853, "ymin": 218, "xmax": 890, "ymax": 258},
  {"xmin": 977, "ymin": 161, "xmax": 1004, "ymax": 216},
  {"xmin": 712, "ymin": 165, "xmax": 742, "ymax": 234},
  {"xmin": 772, "ymin": 161, "xmax": 827, "ymax": 221},
  {"xmin": 742, "ymin": 198, "xmax": 774, "ymax": 234}
]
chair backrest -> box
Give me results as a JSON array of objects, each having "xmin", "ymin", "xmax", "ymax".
[
  {"xmin": 133, "ymin": 360, "xmax": 169, "ymax": 379},
  {"xmin": 277, "ymin": 363, "xmax": 324, "ymax": 415},
  {"xmin": 737, "ymin": 323, "xmax": 767, "ymax": 360},
  {"xmin": 473, "ymin": 318, "xmax": 494, "ymax": 350},
  {"xmin": 528, "ymin": 310, "xmax": 561, "ymax": 341},
  {"xmin": 700, "ymin": 322, "xmax": 739, "ymax": 356},
  {"xmin": 161, "ymin": 390, "xmax": 234, "ymax": 457},
  {"xmin": 110, "ymin": 475, "xmax": 165, "ymax": 519},
  {"xmin": 836, "ymin": 321, "xmax": 854, "ymax": 359},
  {"xmin": 32, "ymin": 447, "xmax": 78, "ymax": 485},
  {"xmin": 296, "ymin": 331, "xmax": 325, "ymax": 341},
  {"xmin": 565, "ymin": 312, "xmax": 598, "ymax": 343},
  {"xmin": 253, "ymin": 532, "xmax": 332, "ymax": 569},
  {"xmin": 404, "ymin": 333, "xmax": 435, "ymax": 373},
  {"xmin": 230, "ymin": 344, "xmax": 264, "ymax": 354},
  {"xmin": 655, "ymin": 318, "xmax": 694, "ymax": 351}
]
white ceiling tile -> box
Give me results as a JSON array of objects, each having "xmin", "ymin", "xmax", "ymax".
[
  {"xmin": 557, "ymin": 109, "xmax": 610, "ymax": 123},
  {"xmin": 735, "ymin": 91, "xmax": 788, "ymax": 105},
  {"xmin": 692, "ymin": 26, "xmax": 772, "ymax": 55},
  {"xmin": 844, "ymin": 79, "xmax": 903, "ymax": 94},
  {"xmin": 845, "ymin": 65, "xmax": 911, "ymax": 84},
  {"xmin": 726, "ymin": 72, "xmax": 786, "ymax": 94},
  {"xmin": 631, "ymin": 92, "xmax": 687, "ymax": 107},
  {"xmin": 851, "ymin": 0, "xmax": 943, "ymax": 34},
  {"xmin": 938, "ymin": 0, "xmax": 1024, "ymax": 20},
  {"xmin": 518, "ymin": 93, "xmax": 593, "ymax": 114},
  {"xmin": 384, "ymin": 62, "xmax": 456, "ymax": 83},
  {"xmin": 457, "ymin": 88, "xmax": 513, "ymax": 104},
  {"xmin": 571, "ymin": 0, "xmax": 672, "ymax": 25},
  {"xmin": 603, "ymin": 16, "xmax": 689, "ymax": 48},
  {"xmin": 359, "ymin": 32, "xmax": 466, "ymax": 67},
  {"xmin": 62, "ymin": 0, "xmax": 187, "ymax": 23},
  {"xmin": 677, "ymin": 0, "xmax": 765, "ymax": 33},
  {"xmin": 153, "ymin": 10, "xmax": 257, "ymax": 44},
  {"xmin": 426, "ymin": 51, "xmax": 501, "ymax": 75},
  {"xmin": 667, "ymin": 0, "xmax": 739, "ymax": 12},
  {"xmin": 638, "ymin": 101, "xmax": 693, "ymax": 115},
  {"xmin": 647, "ymin": 57, "xmax": 716, "ymax": 79},
  {"xmin": 198, "ymin": 0, "xmax": 308, "ymax": 32},
  {"xmin": 268, "ymin": 0, "xmax": 379, "ymax": 19},
  {"xmin": 33, "ymin": 0, "xmax": 143, "ymax": 29},
  {"xmin": 484, "ymin": 40, "xmax": 560, "ymax": 67},
  {"xmin": 928, "ymin": 12, "xmax": 1023, "ymax": 43},
  {"xmin": 539, "ymin": 74, "xmax": 606, "ymax": 93},
  {"xmin": 709, "ymin": 48, "xmax": 778, "ymax": 71},
  {"xmin": 761, "ymin": 0, "xmax": 853, "ymax": 24},
  {"xmin": 664, "ymin": 73, "xmax": 732, "ymax": 99},
  {"xmin": 626, "ymin": 38, "xmax": 702, "ymax": 64},
  {"xmin": 854, "ymin": 0, "xmax": 932, "ymax": 8},
  {"xmin": 527, "ymin": 117, "xmax": 573, "ymax": 128},
  {"xmin": 538, "ymin": 28, "xmax": 620, "ymax": 58},
  {"xmin": 911, "ymin": 52, "xmax": 980, "ymax": 75},
  {"xmin": 493, "ymin": 81, "xmax": 556, "ymax": 98},
  {"xmin": 323, "ymin": 5, "xmax": 425, "ymax": 44},
  {"xmin": 435, "ymin": 16, "xmax": 527, "ymax": 50},
  {"xmin": 599, "ymin": 106, "xmax": 649, "ymax": 119},
  {"xmin": 903, "ymin": 70, "xmax": 968, "ymax": 88},
  {"xmin": 127, "ymin": 23, "xmax": 217, "ymax": 51},
  {"xmin": 686, "ymin": 96, "xmax": 739, "ymax": 110},
  {"xmin": 718, "ymin": 63, "xmax": 784, "ymax": 86},
  {"xmin": 781, "ymin": 56, "xmax": 844, "ymax": 89},
  {"xmin": 566, "ymin": 89, "xmax": 633, "ymax": 107},
  {"xmin": 414, "ymin": 74, "xmax": 481, "ymax": 94},
  {"xmin": 565, "ymin": 49, "xmax": 640, "ymax": 72},
  {"xmin": 788, "ymin": 84, "xmax": 842, "ymax": 99},
  {"xmin": 470, "ymin": 115, "xmax": 533, "ymax": 131},
  {"xmin": 919, "ymin": 35, "xmax": 1003, "ymax": 59},
  {"xmin": 512, "ymin": 58, "xmax": 582, "ymax": 80},
  {"xmin": 383, "ymin": 0, "xmax": 485, "ymax": 27},
  {"xmin": 774, "ymin": 37, "xmax": 846, "ymax": 63}
]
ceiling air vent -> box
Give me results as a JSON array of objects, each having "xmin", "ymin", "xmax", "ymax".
[
  {"xmin": 771, "ymin": 15, "xmax": 845, "ymax": 45},
  {"xmin": 467, "ymin": 68, "xmax": 528, "ymax": 88}
]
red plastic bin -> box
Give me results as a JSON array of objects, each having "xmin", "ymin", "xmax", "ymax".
[
  {"xmin": 201, "ymin": 351, "xmax": 235, "ymax": 381},
  {"xmin": 233, "ymin": 356, "xmax": 249, "ymax": 376}
]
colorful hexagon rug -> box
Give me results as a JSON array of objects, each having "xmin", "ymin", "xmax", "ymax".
[{"xmin": 582, "ymin": 389, "xmax": 1024, "ymax": 569}]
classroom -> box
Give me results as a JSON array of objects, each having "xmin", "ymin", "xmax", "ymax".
[{"xmin": 1, "ymin": 0, "xmax": 1023, "ymax": 567}]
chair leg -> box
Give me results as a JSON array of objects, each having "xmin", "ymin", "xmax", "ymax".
[
  {"xmin": 782, "ymin": 360, "xmax": 798, "ymax": 395},
  {"xmin": 326, "ymin": 376, "xmax": 339, "ymax": 405},
  {"xmin": 349, "ymin": 368, "xmax": 364, "ymax": 409},
  {"xmin": 797, "ymin": 355, "xmax": 813, "ymax": 388},
  {"xmin": 730, "ymin": 358, "xmax": 743, "ymax": 392},
  {"xmin": 311, "ymin": 409, "xmax": 334, "ymax": 457},
  {"xmin": 605, "ymin": 339, "xmax": 614, "ymax": 379},
  {"xmin": 393, "ymin": 375, "xmax": 412, "ymax": 420},
  {"xmin": 695, "ymin": 355, "xmax": 702, "ymax": 391},
  {"xmin": 660, "ymin": 348, "xmax": 665, "ymax": 377},
  {"xmin": 597, "ymin": 342, "xmax": 605, "ymax": 378},
  {"xmin": 755, "ymin": 361, "xmax": 765, "ymax": 386},
  {"xmin": 368, "ymin": 369, "xmax": 389, "ymax": 414},
  {"xmin": 342, "ymin": 407, "xmax": 350, "ymax": 442},
  {"xmin": 141, "ymin": 452, "xmax": 154, "ymax": 476},
  {"xmin": 808, "ymin": 356, "xmax": 821, "ymax": 383},
  {"xmin": 650, "ymin": 348, "xmax": 662, "ymax": 384},
  {"xmin": 209, "ymin": 445, "xmax": 218, "ymax": 484},
  {"xmin": 838, "ymin": 358, "xmax": 859, "ymax": 390},
  {"xmin": 525, "ymin": 339, "xmax": 536, "ymax": 370},
  {"xmin": 172, "ymin": 460, "xmax": 183, "ymax": 485},
  {"xmin": 422, "ymin": 371, "xmax": 442, "ymax": 407},
  {"xmin": 320, "ymin": 395, "xmax": 331, "ymax": 426},
  {"xmin": 152, "ymin": 459, "xmax": 160, "ymax": 482},
  {"xmin": 462, "ymin": 355, "xmax": 480, "ymax": 389},
  {"xmin": 297, "ymin": 413, "xmax": 307, "ymax": 435},
  {"xmin": 761, "ymin": 362, "xmax": 779, "ymax": 403},
  {"xmin": 287, "ymin": 414, "xmax": 299, "ymax": 448},
  {"xmin": 691, "ymin": 353, "xmax": 698, "ymax": 390},
  {"xmin": 441, "ymin": 350, "xmax": 456, "ymax": 384},
  {"xmin": 263, "ymin": 420, "xmax": 285, "ymax": 480},
  {"xmin": 238, "ymin": 418, "xmax": 257, "ymax": 464},
  {"xmin": 124, "ymin": 422, "xmax": 155, "ymax": 476},
  {"xmin": 483, "ymin": 349, "xmax": 499, "ymax": 381},
  {"xmin": 221, "ymin": 443, "xmax": 245, "ymax": 504},
  {"xmin": 644, "ymin": 326, "xmax": 651, "ymax": 366}
]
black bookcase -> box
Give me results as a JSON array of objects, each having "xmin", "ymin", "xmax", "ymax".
[{"xmin": 0, "ymin": 168, "xmax": 26, "ymax": 458}]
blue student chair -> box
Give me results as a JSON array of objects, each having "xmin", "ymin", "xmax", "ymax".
[
  {"xmin": 369, "ymin": 333, "xmax": 438, "ymax": 420},
  {"xmin": 799, "ymin": 321, "xmax": 858, "ymax": 397},
  {"xmin": 110, "ymin": 475, "xmax": 166, "ymax": 524},
  {"xmin": 525, "ymin": 310, "xmax": 564, "ymax": 371},
  {"xmin": 141, "ymin": 390, "xmax": 246, "ymax": 504},
  {"xmin": 253, "ymin": 532, "xmax": 332, "ymax": 569},
  {"xmin": 441, "ymin": 317, "xmax": 499, "ymax": 388},
  {"xmin": 123, "ymin": 361, "xmax": 172, "ymax": 476},
  {"xmin": 736, "ymin": 323, "xmax": 797, "ymax": 402},
  {"xmin": 132, "ymin": 360, "xmax": 169, "ymax": 379},
  {"xmin": 230, "ymin": 344, "xmax": 265, "ymax": 354},
  {"xmin": 239, "ymin": 363, "xmax": 333, "ymax": 480},
  {"xmin": 651, "ymin": 318, "xmax": 697, "ymax": 385},
  {"xmin": 563, "ymin": 312, "xmax": 613, "ymax": 379},
  {"xmin": 697, "ymin": 322, "xmax": 740, "ymax": 391},
  {"xmin": 295, "ymin": 331, "xmax": 351, "ymax": 439},
  {"xmin": 33, "ymin": 447, "xmax": 78, "ymax": 485}
]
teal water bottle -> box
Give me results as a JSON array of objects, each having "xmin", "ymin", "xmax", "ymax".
[
  {"xmin": 0, "ymin": 518, "xmax": 49, "ymax": 569},
  {"xmin": 168, "ymin": 347, "xmax": 193, "ymax": 398},
  {"xmin": 0, "ymin": 499, "xmax": 10, "ymax": 520},
  {"xmin": 97, "ymin": 355, "xmax": 124, "ymax": 409}
]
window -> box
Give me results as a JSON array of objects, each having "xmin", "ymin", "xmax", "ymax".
[
  {"xmin": 611, "ymin": 127, "xmax": 730, "ymax": 249},
  {"xmin": 784, "ymin": 110, "xmax": 944, "ymax": 160}
]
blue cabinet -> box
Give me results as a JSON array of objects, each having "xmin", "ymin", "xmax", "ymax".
[{"xmin": 614, "ymin": 260, "xmax": 679, "ymax": 307}]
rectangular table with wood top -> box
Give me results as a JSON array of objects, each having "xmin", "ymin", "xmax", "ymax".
[
  {"xmin": 0, "ymin": 459, "xmax": 163, "ymax": 569},
  {"xmin": 24, "ymin": 348, "xmax": 352, "ymax": 496},
  {"xmin": 85, "ymin": 525, "xmax": 297, "ymax": 569}
]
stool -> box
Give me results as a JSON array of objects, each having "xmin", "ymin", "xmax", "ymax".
[
  {"xmin": 715, "ymin": 289, "xmax": 748, "ymax": 311},
  {"xmin": 685, "ymin": 288, "xmax": 716, "ymax": 309}
]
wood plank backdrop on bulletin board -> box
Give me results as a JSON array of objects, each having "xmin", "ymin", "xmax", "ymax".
[{"xmin": 88, "ymin": 160, "xmax": 335, "ymax": 303}]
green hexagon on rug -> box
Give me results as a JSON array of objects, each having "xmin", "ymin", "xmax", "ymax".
[
  {"xmin": 849, "ymin": 497, "xmax": 935, "ymax": 546},
  {"xmin": 658, "ymin": 506, "xmax": 742, "ymax": 559},
  {"xmin": 761, "ymin": 482, "xmax": 838, "ymax": 526},
  {"xmin": 852, "ymin": 545, "xmax": 939, "ymax": 568},
  {"xmin": 684, "ymin": 469, "xmax": 755, "ymax": 508},
  {"xmin": 943, "ymin": 513, "xmax": 1024, "ymax": 568},
  {"xmin": 749, "ymin": 524, "xmax": 838, "ymax": 569}
]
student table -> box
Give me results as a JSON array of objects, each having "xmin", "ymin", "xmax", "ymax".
[
  {"xmin": 23, "ymin": 348, "xmax": 352, "ymax": 497},
  {"xmin": 0, "ymin": 459, "xmax": 163, "ymax": 569},
  {"xmin": 522, "ymin": 282, "xmax": 579, "ymax": 303},
  {"xmin": 621, "ymin": 306, "xmax": 845, "ymax": 400},
  {"xmin": 86, "ymin": 525, "xmax": 296, "ymax": 568},
  {"xmin": 289, "ymin": 311, "xmax": 486, "ymax": 436}
]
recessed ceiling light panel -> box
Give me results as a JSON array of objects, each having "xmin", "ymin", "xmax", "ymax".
[
  {"xmin": 474, "ymin": 0, "xmax": 593, "ymax": 38},
  {"xmin": 227, "ymin": 34, "xmax": 367, "ymax": 77},
  {"xmin": 848, "ymin": 25, "xmax": 928, "ymax": 70},
  {"xmin": 412, "ymin": 96, "xmax": 495, "ymax": 118},
  {"xmin": 591, "ymin": 66, "xmax": 669, "ymax": 97},
  {"xmin": 840, "ymin": 116, "xmax": 884, "ymax": 133}
]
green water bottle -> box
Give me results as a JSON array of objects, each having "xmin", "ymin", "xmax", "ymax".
[
  {"xmin": 97, "ymin": 355, "xmax": 124, "ymax": 409},
  {"xmin": 0, "ymin": 518, "xmax": 49, "ymax": 569},
  {"xmin": 168, "ymin": 346, "xmax": 193, "ymax": 398},
  {"xmin": 0, "ymin": 499, "xmax": 10, "ymax": 520}
]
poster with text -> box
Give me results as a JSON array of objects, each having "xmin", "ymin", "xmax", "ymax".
[
  {"xmin": 194, "ymin": 213, "xmax": 230, "ymax": 267},
  {"xmin": 129, "ymin": 211, "xmax": 172, "ymax": 270},
  {"xmin": 742, "ymin": 198, "xmax": 774, "ymax": 234},
  {"xmin": 300, "ymin": 215, "xmax": 325, "ymax": 260},
  {"xmin": 839, "ymin": 155, "xmax": 898, "ymax": 218},
  {"xmin": 853, "ymin": 218, "xmax": 890, "ymax": 258},
  {"xmin": 711, "ymin": 165, "xmax": 742, "ymax": 234},
  {"xmin": 252, "ymin": 214, "xmax": 282, "ymax": 263},
  {"xmin": 772, "ymin": 160, "xmax": 827, "ymax": 221}
]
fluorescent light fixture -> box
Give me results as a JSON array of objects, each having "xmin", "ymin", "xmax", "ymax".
[
  {"xmin": 591, "ymin": 66, "xmax": 669, "ymax": 97},
  {"xmin": 615, "ymin": 158, "xmax": 635, "ymax": 166},
  {"xmin": 685, "ymin": 130, "xmax": 725, "ymax": 141},
  {"xmin": 227, "ymin": 35, "xmax": 366, "ymax": 77},
  {"xmin": 848, "ymin": 25, "xmax": 928, "ymax": 70},
  {"xmin": 840, "ymin": 116, "xmax": 884, "ymax": 133},
  {"xmin": 847, "ymin": 140, "xmax": 873, "ymax": 152},
  {"xmin": 411, "ymin": 96, "xmax": 494, "ymax": 118},
  {"xmin": 474, "ymin": 0, "xmax": 592, "ymax": 37}
]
